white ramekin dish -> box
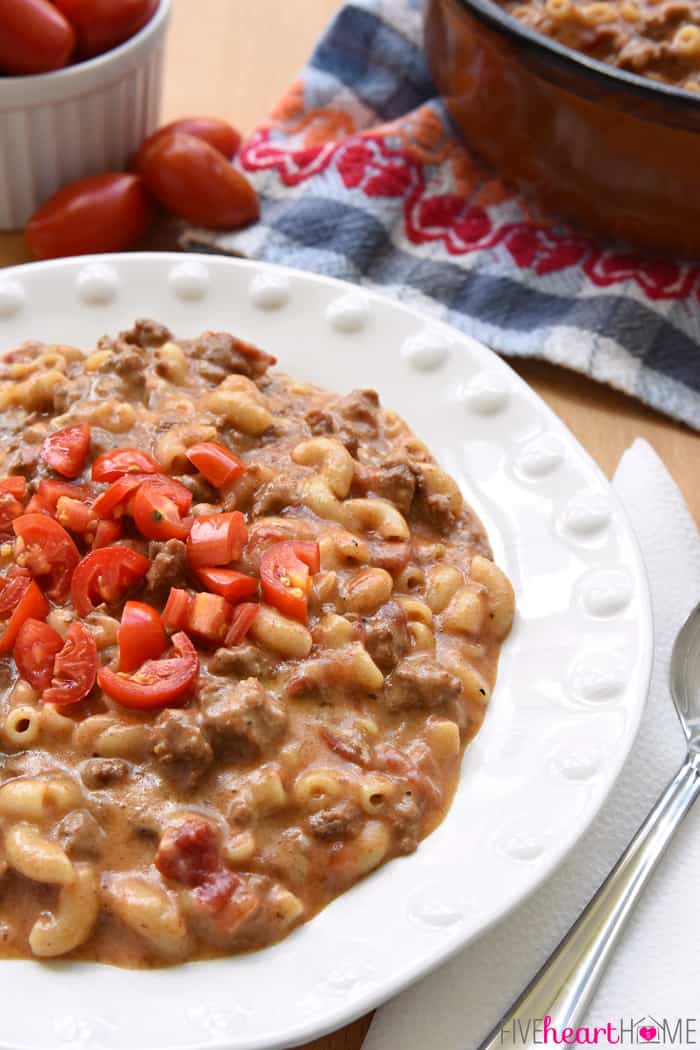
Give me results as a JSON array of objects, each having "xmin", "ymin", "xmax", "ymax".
[{"xmin": 0, "ymin": 0, "xmax": 170, "ymax": 231}]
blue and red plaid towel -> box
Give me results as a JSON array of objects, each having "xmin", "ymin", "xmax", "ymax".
[{"xmin": 185, "ymin": 0, "xmax": 700, "ymax": 430}]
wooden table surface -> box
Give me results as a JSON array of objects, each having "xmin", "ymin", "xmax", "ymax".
[{"xmin": 1, "ymin": 2, "xmax": 699, "ymax": 1047}]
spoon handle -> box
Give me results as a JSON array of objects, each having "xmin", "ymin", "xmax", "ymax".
[{"xmin": 478, "ymin": 758, "xmax": 700, "ymax": 1049}]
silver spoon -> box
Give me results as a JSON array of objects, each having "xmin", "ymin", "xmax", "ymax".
[{"xmin": 479, "ymin": 602, "xmax": 700, "ymax": 1050}]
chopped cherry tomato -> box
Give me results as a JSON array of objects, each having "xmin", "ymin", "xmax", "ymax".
[
  {"xmin": 224, "ymin": 602, "xmax": 259, "ymax": 646},
  {"xmin": 260, "ymin": 541, "xmax": 320, "ymax": 623},
  {"xmin": 13, "ymin": 618, "xmax": 64, "ymax": 692},
  {"xmin": 131, "ymin": 478, "xmax": 192, "ymax": 541},
  {"xmin": 92, "ymin": 519, "xmax": 122, "ymax": 549},
  {"xmin": 186, "ymin": 592, "xmax": 231, "ymax": 644},
  {"xmin": 0, "ymin": 478, "xmax": 26, "ymax": 535},
  {"xmin": 0, "ymin": 479, "xmax": 26, "ymax": 501},
  {"xmin": 25, "ymin": 173, "xmax": 154, "ymax": 261},
  {"xmin": 118, "ymin": 600, "xmax": 167, "ymax": 673},
  {"xmin": 97, "ymin": 630, "xmax": 199, "ymax": 710},
  {"xmin": 0, "ymin": 0, "xmax": 75, "ymax": 75},
  {"xmin": 185, "ymin": 443, "xmax": 246, "ymax": 488},
  {"xmin": 56, "ymin": 496, "xmax": 97, "ymax": 537},
  {"xmin": 162, "ymin": 588, "xmax": 193, "ymax": 632},
  {"xmin": 0, "ymin": 577, "xmax": 49, "ymax": 655},
  {"xmin": 137, "ymin": 132, "xmax": 259, "ymax": 230},
  {"xmin": 52, "ymin": 0, "xmax": 158, "ymax": 58},
  {"xmin": 187, "ymin": 511, "xmax": 247, "ymax": 569},
  {"xmin": 195, "ymin": 567, "xmax": 258, "ymax": 603},
  {"xmin": 41, "ymin": 423, "xmax": 90, "ymax": 479},
  {"xmin": 136, "ymin": 117, "xmax": 241, "ymax": 166},
  {"xmin": 92, "ymin": 474, "xmax": 148, "ymax": 519},
  {"xmin": 13, "ymin": 513, "xmax": 80, "ymax": 603},
  {"xmin": 35, "ymin": 480, "xmax": 93, "ymax": 514},
  {"xmin": 43, "ymin": 622, "xmax": 98, "ymax": 706},
  {"xmin": 71, "ymin": 546, "xmax": 150, "ymax": 617},
  {"xmin": 91, "ymin": 447, "xmax": 161, "ymax": 483}
]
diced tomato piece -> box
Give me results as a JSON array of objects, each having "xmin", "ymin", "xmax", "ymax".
[
  {"xmin": 224, "ymin": 602, "xmax": 259, "ymax": 646},
  {"xmin": 42, "ymin": 622, "xmax": 98, "ymax": 706},
  {"xmin": 56, "ymin": 495, "xmax": 97, "ymax": 537},
  {"xmin": 0, "ymin": 478, "xmax": 26, "ymax": 501},
  {"xmin": 259, "ymin": 540, "xmax": 320, "ymax": 623},
  {"xmin": 186, "ymin": 592, "xmax": 231, "ymax": 644},
  {"xmin": 41, "ymin": 422, "xmax": 91, "ymax": 479},
  {"xmin": 14, "ymin": 617, "xmax": 64, "ymax": 692},
  {"xmin": 97, "ymin": 630, "xmax": 199, "ymax": 710},
  {"xmin": 130, "ymin": 478, "xmax": 192, "ymax": 541},
  {"xmin": 0, "ymin": 577, "xmax": 49, "ymax": 655},
  {"xmin": 92, "ymin": 474, "xmax": 148, "ymax": 519},
  {"xmin": 186, "ymin": 511, "xmax": 247, "ymax": 569},
  {"xmin": 162, "ymin": 588, "xmax": 193, "ymax": 632},
  {"xmin": 92, "ymin": 519, "xmax": 122, "ymax": 549},
  {"xmin": 36, "ymin": 479, "xmax": 94, "ymax": 513},
  {"xmin": 91, "ymin": 447, "xmax": 161, "ymax": 483},
  {"xmin": 71, "ymin": 546, "xmax": 151, "ymax": 617},
  {"xmin": 185, "ymin": 443, "xmax": 246, "ymax": 488},
  {"xmin": 154, "ymin": 817, "xmax": 240, "ymax": 914},
  {"xmin": 118, "ymin": 600, "xmax": 168, "ymax": 673},
  {"xmin": 0, "ymin": 479, "xmax": 26, "ymax": 535},
  {"xmin": 195, "ymin": 567, "xmax": 258, "ymax": 603},
  {"xmin": 13, "ymin": 513, "xmax": 80, "ymax": 603}
]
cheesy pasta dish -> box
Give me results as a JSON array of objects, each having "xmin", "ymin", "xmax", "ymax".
[{"xmin": 0, "ymin": 322, "xmax": 513, "ymax": 966}]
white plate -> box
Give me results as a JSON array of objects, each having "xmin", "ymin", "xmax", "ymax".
[{"xmin": 0, "ymin": 254, "xmax": 652, "ymax": 1050}]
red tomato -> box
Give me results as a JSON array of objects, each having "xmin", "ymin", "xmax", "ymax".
[
  {"xmin": 260, "ymin": 541, "xmax": 320, "ymax": 623},
  {"xmin": 155, "ymin": 817, "xmax": 240, "ymax": 913},
  {"xmin": 92, "ymin": 519, "xmax": 122, "ymax": 549},
  {"xmin": 224, "ymin": 602, "xmax": 259, "ymax": 646},
  {"xmin": 187, "ymin": 511, "xmax": 247, "ymax": 569},
  {"xmin": 131, "ymin": 479, "xmax": 192, "ymax": 541},
  {"xmin": 0, "ymin": 577, "xmax": 49, "ymax": 655},
  {"xmin": 56, "ymin": 495, "xmax": 97, "ymax": 537},
  {"xmin": 97, "ymin": 630, "xmax": 199, "ymax": 710},
  {"xmin": 52, "ymin": 0, "xmax": 158, "ymax": 58},
  {"xmin": 0, "ymin": 0, "xmax": 75, "ymax": 75},
  {"xmin": 0, "ymin": 479, "xmax": 26, "ymax": 501},
  {"xmin": 25, "ymin": 174, "xmax": 153, "ymax": 261},
  {"xmin": 71, "ymin": 546, "xmax": 150, "ymax": 616},
  {"xmin": 162, "ymin": 588, "xmax": 193, "ymax": 632},
  {"xmin": 195, "ymin": 567, "xmax": 258, "ymax": 603},
  {"xmin": 41, "ymin": 422, "xmax": 90, "ymax": 479},
  {"xmin": 118, "ymin": 600, "xmax": 167, "ymax": 672},
  {"xmin": 35, "ymin": 479, "xmax": 93, "ymax": 513},
  {"xmin": 13, "ymin": 513, "xmax": 80, "ymax": 602},
  {"xmin": 14, "ymin": 618, "xmax": 64, "ymax": 692},
  {"xmin": 0, "ymin": 478, "xmax": 26, "ymax": 534},
  {"xmin": 91, "ymin": 447, "xmax": 161, "ymax": 483},
  {"xmin": 43, "ymin": 621, "xmax": 98, "ymax": 706},
  {"xmin": 92, "ymin": 474, "xmax": 149, "ymax": 519},
  {"xmin": 137, "ymin": 133, "xmax": 259, "ymax": 230},
  {"xmin": 136, "ymin": 117, "xmax": 241, "ymax": 164},
  {"xmin": 186, "ymin": 592, "xmax": 231, "ymax": 644},
  {"xmin": 185, "ymin": 443, "xmax": 245, "ymax": 488}
]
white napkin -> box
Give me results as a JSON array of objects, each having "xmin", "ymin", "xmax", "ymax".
[{"xmin": 364, "ymin": 438, "xmax": 700, "ymax": 1050}]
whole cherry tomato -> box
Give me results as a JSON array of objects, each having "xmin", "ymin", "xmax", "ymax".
[
  {"xmin": 25, "ymin": 174, "xmax": 153, "ymax": 260},
  {"xmin": 137, "ymin": 132, "xmax": 259, "ymax": 230},
  {"xmin": 135, "ymin": 117, "xmax": 241, "ymax": 164},
  {"xmin": 52, "ymin": 0, "xmax": 158, "ymax": 59},
  {"xmin": 0, "ymin": 0, "xmax": 75, "ymax": 75}
]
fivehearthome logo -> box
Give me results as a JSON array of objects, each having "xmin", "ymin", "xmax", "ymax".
[{"xmin": 498, "ymin": 1015, "xmax": 699, "ymax": 1045}]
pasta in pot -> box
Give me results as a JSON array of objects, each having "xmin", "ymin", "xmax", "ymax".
[{"xmin": 0, "ymin": 321, "xmax": 513, "ymax": 967}]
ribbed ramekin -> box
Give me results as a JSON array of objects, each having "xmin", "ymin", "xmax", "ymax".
[{"xmin": 0, "ymin": 0, "xmax": 170, "ymax": 231}]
